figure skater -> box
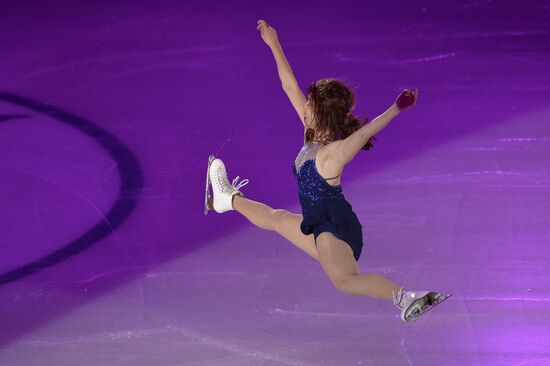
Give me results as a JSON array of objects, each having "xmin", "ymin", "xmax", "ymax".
[{"xmin": 204, "ymin": 20, "xmax": 451, "ymax": 322}]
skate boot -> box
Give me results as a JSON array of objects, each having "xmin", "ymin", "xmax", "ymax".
[
  {"xmin": 393, "ymin": 287, "xmax": 453, "ymax": 323},
  {"xmin": 204, "ymin": 154, "xmax": 249, "ymax": 215}
]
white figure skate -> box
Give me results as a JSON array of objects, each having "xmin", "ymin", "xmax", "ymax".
[
  {"xmin": 393, "ymin": 287, "xmax": 453, "ymax": 323},
  {"xmin": 204, "ymin": 154, "xmax": 249, "ymax": 215}
]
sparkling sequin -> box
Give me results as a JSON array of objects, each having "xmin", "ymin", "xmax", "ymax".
[{"xmin": 292, "ymin": 142, "xmax": 345, "ymax": 217}]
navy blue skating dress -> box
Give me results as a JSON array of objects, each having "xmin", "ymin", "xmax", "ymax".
[{"xmin": 292, "ymin": 140, "xmax": 364, "ymax": 261}]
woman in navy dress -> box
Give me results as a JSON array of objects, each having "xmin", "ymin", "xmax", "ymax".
[{"xmin": 204, "ymin": 20, "xmax": 450, "ymax": 323}]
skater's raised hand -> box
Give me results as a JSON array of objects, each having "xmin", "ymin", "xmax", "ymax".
[
  {"xmin": 257, "ymin": 19, "xmax": 280, "ymax": 49},
  {"xmin": 394, "ymin": 88, "xmax": 419, "ymax": 112}
]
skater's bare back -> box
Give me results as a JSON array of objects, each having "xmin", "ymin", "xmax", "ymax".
[{"xmin": 314, "ymin": 141, "xmax": 345, "ymax": 187}]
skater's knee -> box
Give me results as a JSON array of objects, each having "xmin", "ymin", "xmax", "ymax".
[
  {"xmin": 272, "ymin": 208, "xmax": 289, "ymax": 217},
  {"xmin": 269, "ymin": 208, "xmax": 290, "ymax": 231},
  {"xmin": 333, "ymin": 275, "xmax": 357, "ymax": 296}
]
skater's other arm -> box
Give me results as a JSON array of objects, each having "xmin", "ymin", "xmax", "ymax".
[
  {"xmin": 333, "ymin": 104, "xmax": 400, "ymax": 165},
  {"xmin": 332, "ymin": 89, "xmax": 418, "ymax": 165},
  {"xmin": 257, "ymin": 20, "xmax": 307, "ymax": 127}
]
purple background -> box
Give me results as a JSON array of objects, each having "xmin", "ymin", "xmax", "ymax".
[{"xmin": 1, "ymin": 1, "xmax": 549, "ymax": 365}]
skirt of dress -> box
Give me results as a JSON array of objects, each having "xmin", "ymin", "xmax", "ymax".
[{"xmin": 299, "ymin": 199, "xmax": 364, "ymax": 261}]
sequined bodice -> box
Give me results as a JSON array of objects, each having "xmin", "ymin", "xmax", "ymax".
[{"xmin": 292, "ymin": 142, "xmax": 345, "ymax": 215}]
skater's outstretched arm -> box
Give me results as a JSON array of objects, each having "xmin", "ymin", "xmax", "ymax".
[
  {"xmin": 332, "ymin": 89, "xmax": 418, "ymax": 165},
  {"xmin": 257, "ymin": 19, "xmax": 307, "ymax": 128}
]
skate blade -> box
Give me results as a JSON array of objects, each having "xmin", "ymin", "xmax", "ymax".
[
  {"xmin": 405, "ymin": 293, "xmax": 453, "ymax": 322},
  {"xmin": 204, "ymin": 154, "xmax": 216, "ymax": 215}
]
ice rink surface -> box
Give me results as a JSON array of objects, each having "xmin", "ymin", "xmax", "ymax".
[{"xmin": 0, "ymin": 1, "xmax": 549, "ymax": 365}]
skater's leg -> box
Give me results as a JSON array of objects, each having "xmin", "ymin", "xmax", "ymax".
[
  {"xmin": 232, "ymin": 194, "xmax": 273, "ymax": 230},
  {"xmin": 316, "ymin": 232, "xmax": 402, "ymax": 301},
  {"xmin": 233, "ymin": 195, "xmax": 319, "ymax": 261}
]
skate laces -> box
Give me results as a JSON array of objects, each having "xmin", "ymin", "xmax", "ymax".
[
  {"xmin": 214, "ymin": 160, "xmax": 249, "ymax": 192},
  {"xmin": 393, "ymin": 287, "xmax": 406, "ymax": 309},
  {"xmin": 231, "ymin": 176, "xmax": 249, "ymax": 191}
]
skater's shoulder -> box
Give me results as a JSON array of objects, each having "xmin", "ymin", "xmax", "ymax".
[{"xmin": 319, "ymin": 139, "xmax": 344, "ymax": 158}]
